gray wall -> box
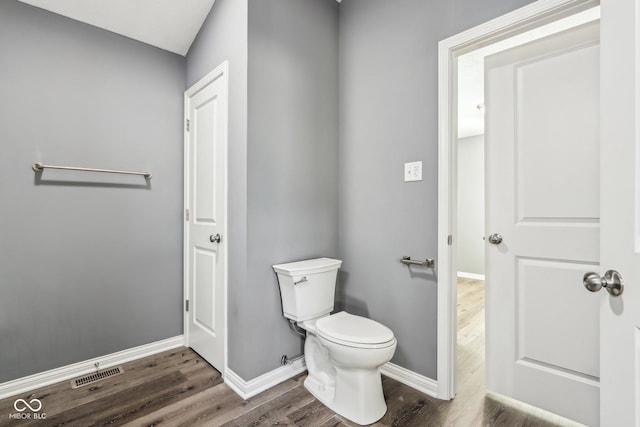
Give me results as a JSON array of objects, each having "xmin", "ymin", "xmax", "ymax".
[
  {"xmin": 246, "ymin": 0, "xmax": 339, "ymax": 380},
  {"xmin": 186, "ymin": 0, "xmax": 339, "ymax": 380},
  {"xmin": 186, "ymin": 0, "xmax": 250, "ymax": 378},
  {"xmin": 338, "ymin": 0, "xmax": 535, "ymax": 379},
  {"xmin": 457, "ymin": 135, "xmax": 485, "ymax": 275},
  {"xmin": 0, "ymin": 1, "xmax": 185, "ymax": 382}
]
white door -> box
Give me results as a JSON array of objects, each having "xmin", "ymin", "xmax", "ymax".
[
  {"xmin": 485, "ymin": 22, "xmax": 600, "ymax": 425},
  {"xmin": 599, "ymin": 0, "xmax": 640, "ymax": 425},
  {"xmin": 184, "ymin": 62, "xmax": 228, "ymax": 371}
]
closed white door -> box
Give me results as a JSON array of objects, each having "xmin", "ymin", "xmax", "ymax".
[
  {"xmin": 184, "ymin": 62, "xmax": 228, "ymax": 371},
  {"xmin": 485, "ymin": 22, "xmax": 600, "ymax": 425},
  {"xmin": 599, "ymin": 0, "xmax": 640, "ymax": 425}
]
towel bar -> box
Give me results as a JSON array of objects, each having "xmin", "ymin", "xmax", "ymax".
[{"xmin": 32, "ymin": 162, "xmax": 152, "ymax": 179}]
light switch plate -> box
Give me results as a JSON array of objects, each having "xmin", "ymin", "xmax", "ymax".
[{"xmin": 404, "ymin": 161, "xmax": 422, "ymax": 182}]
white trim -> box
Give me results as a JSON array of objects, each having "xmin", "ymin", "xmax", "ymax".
[
  {"xmin": 183, "ymin": 60, "xmax": 230, "ymax": 376},
  {"xmin": 224, "ymin": 358, "xmax": 307, "ymax": 400},
  {"xmin": 0, "ymin": 336, "xmax": 184, "ymax": 400},
  {"xmin": 381, "ymin": 362, "xmax": 438, "ymax": 398},
  {"xmin": 223, "ymin": 359, "xmax": 440, "ymax": 402},
  {"xmin": 223, "ymin": 358, "xmax": 439, "ymax": 401},
  {"xmin": 457, "ymin": 271, "xmax": 486, "ymax": 281},
  {"xmin": 437, "ymin": 0, "xmax": 599, "ymax": 401}
]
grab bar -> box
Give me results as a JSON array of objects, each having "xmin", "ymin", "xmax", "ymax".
[
  {"xmin": 32, "ymin": 162, "xmax": 152, "ymax": 179},
  {"xmin": 401, "ymin": 256, "xmax": 435, "ymax": 268}
]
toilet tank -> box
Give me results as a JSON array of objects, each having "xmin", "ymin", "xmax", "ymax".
[{"xmin": 273, "ymin": 257, "xmax": 342, "ymax": 322}]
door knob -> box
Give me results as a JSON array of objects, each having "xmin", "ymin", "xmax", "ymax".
[
  {"xmin": 487, "ymin": 233, "xmax": 503, "ymax": 245},
  {"xmin": 210, "ymin": 233, "xmax": 222, "ymax": 244},
  {"xmin": 583, "ymin": 270, "xmax": 624, "ymax": 296}
]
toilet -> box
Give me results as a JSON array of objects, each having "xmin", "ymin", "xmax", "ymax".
[{"xmin": 272, "ymin": 257, "xmax": 397, "ymax": 425}]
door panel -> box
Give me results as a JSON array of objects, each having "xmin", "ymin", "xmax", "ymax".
[
  {"xmin": 194, "ymin": 97, "xmax": 218, "ymax": 223},
  {"xmin": 515, "ymin": 45, "xmax": 600, "ymax": 221},
  {"xmin": 516, "ymin": 257, "xmax": 599, "ymax": 377},
  {"xmin": 185, "ymin": 63, "xmax": 228, "ymax": 371},
  {"xmin": 485, "ymin": 22, "xmax": 600, "ymax": 426},
  {"xmin": 194, "ymin": 247, "xmax": 217, "ymax": 334}
]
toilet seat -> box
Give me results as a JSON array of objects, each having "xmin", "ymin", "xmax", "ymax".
[{"xmin": 316, "ymin": 311, "xmax": 395, "ymax": 349}]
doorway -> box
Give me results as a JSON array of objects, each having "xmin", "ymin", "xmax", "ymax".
[{"xmin": 439, "ymin": 0, "xmax": 601, "ymax": 423}]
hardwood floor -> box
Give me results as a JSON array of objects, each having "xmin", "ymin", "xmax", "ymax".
[{"xmin": 0, "ymin": 287, "xmax": 583, "ymax": 426}]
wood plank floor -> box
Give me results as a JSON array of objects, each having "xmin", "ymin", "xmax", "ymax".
[{"xmin": 0, "ymin": 282, "xmax": 583, "ymax": 426}]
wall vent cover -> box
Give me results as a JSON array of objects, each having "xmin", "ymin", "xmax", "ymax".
[{"xmin": 71, "ymin": 366, "xmax": 124, "ymax": 389}]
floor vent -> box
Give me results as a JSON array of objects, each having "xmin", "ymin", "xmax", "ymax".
[{"xmin": 71, "ymin": 366, "xmax": 124, "ymax": 389}]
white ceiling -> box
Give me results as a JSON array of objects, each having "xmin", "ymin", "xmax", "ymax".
[
  {"xmin": 457, "ymin": 7, "xmax": 600, "ymax": 138},
  {"xmin": 18, "ymin": 0, "xmax": 216, "ymax": 56}
]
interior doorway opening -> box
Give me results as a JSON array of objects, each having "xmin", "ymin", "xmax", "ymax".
[{"xmin": 445, "ymin": 3, "xmax": 601, "ymax": 423}]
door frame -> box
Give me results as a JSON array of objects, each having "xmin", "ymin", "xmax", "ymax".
[
  {"xmin": 183, "ymin": 61, "xmax": 229, "ymax": 375},
  {"xmin": 436, "ymin": 0, "xmax": 599, "ymax": 400}
]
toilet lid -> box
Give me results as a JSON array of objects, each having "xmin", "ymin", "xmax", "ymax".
[{"xmin": 315, "ymin": 312, "xmax": 394, "ymax": 345}]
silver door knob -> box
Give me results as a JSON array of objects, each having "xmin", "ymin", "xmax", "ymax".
[
  {"xmin": 488, "ymin": 233, "xmax": 503, "ymax": 245},
  {"xmin": 583, "ymin": 270, "xmax": 624, "ymax": 296},
  {"xmin": 210, "ymin": 233, "xmax": 222, "ymax": 244}
]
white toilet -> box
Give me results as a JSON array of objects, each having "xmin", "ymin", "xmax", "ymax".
[{"xmin": 273, "ymin": 257, "xmax": 397, "ymax": 425}]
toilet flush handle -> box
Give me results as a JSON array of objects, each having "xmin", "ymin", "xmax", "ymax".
[{"xmin": 294, "ymin": 276, "xmax": 308, "ymax": 285}]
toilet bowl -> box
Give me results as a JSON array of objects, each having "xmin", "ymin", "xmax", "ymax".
[
  {"xmin": 315, "ymin": 311, "xmax": 396, "ymax": 424},
  {"xmin": 273, "ymin": 258, "xmax": 397, "ymax": 425}
]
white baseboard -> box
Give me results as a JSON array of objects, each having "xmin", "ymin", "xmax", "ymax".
[
  {"xmin": 223, "ymin": 357, "xmax": 436, "ymax": 402},
  {"xmin": 0, "ymin": 335, "xmax": 185, "ymax": 400},
  {"xmin": 224, "ymin": 358, "xmax": 306, "ymax": 400},
  {"xmin": 457, "ymin": 271, "xmax": 485, "ymax": 281},
  {"xmin": 381, "ymin": 362, "xmax": 438, "ymax": 398}
]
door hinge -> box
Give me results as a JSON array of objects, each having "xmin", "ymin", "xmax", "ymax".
[
  {"xmin": 185, "ymin": 300, "xmax": 189, "ymax": 312},
  {"xmin": 185, "ymin": 209, "xmax": 189, "ymax": 221},
  {"xmin": 448, "ymin": 235, "xmax": 453, "ymax": 245},
  {"xmin": 186, "ymin": 119, "xmax": 190, "ymax": 132}
]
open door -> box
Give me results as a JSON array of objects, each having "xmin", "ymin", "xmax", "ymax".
[
  {"xmin": 485, "ymin": 21, "xmax": 600, "ymax": 426},
  {"xmin": 437, "ymin": 0, "xmax": 637, "ymax": 423},
  {"xmin": 599, "ymin": 0, "xmax": 640, "ymax": 425}
]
